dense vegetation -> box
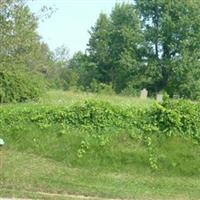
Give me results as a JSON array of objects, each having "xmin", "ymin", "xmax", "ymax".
[
  {"xmin": 0, "ymin": 69, "xmax": 44, "ymax": 103},
  {"xmin": 1, "ymin": 91, "xmax": 200, "ymax": 199},
  {"xmin": 1, "ymin": 1, "xmax": 200, "ymax": 198},
  {"xmin": 1, "ymin": 93, "xmax": 200, "ymax": 170},
  {"xmin": 0, "ymin": 0, "xmax": 65, "ymax": 103},
  {"xmin": 2, "ymin": 0, "xmax": 200, "ymax": 103},
  {"xmin": 67, "ymin": 0, "xmax": 200, "ymax": 99}
]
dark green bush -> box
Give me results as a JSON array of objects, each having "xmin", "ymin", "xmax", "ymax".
[
  {"xmin": 0, "ymin": 70, "xmax": 45, "ymax": 103},
  {"xmin": 144, "ymin": 99, "xmax": 200, "ymax": 141}
]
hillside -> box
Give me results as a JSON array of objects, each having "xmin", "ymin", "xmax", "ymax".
[{"xmin": 0, "ymin": 91, "xmax": 200, "ymax": 200}]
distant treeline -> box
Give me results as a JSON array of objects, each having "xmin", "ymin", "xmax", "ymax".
[{"xmin": 1, "ymin": 0, "xmax": 200, "ymax": 103}]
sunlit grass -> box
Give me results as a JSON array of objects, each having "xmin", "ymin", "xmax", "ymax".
[
  {"xmin": 1, "ymin": 146, "xmax": 200, "ymax": 200},
  {"xmin": 39, "ymin": 90, "xmax": 154, "ymax": 107}
]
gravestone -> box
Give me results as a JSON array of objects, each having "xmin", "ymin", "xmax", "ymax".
[
  {"xmin": 140, "ymin": 88, "xmax": 148, "ymax": 100},
  {"xmin": 156, "ymin": 94, "xmax": 163, "ymax": 102},
  {"xmin": 0, "ymin": 138, "xmax": 4, "ymax": 146}
]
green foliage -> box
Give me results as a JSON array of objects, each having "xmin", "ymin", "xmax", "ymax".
[
  {"xmin": 145, "ymin": 99, "xmax": 200, "ymax": 140},
  {"xmin": 87, "ymin": 3, "xmax": 143, "ymax": 93},
  {"xmin": 45, "ymin": 45, "xmax": 79, "ymax": 91},
  {"xmin": 140, "ymin": 98, "xmax": 200, "ymax": 169},
  {"xmin": 90, "ymin": 80, "xmax": 114, "ymax": 95},
  {"xmin": 1, "ymin": 97, "xmax": 200, "ymax": 170},
  {"xmin": 0, "ymin": 0, "xmax": 55, "ymax": 103},
  {"xmin": 69, "ymin": 51, "xmax": 98, "ymax": 91},
  {"xmin": 70, "ymin": 1, "xmax": 200, "ymax": 99},
  {"xmin": 135, "ymin": 0, "xmax": 200, "ymax": 99},
  {"xmin": 121, "ymin": 81, "xmax": 140, "ymax": 96},
  {"xmin": 0, "ymin": 100, "xmax": 140, "ymax": 131},
  {"xmin": 0, "ymin": 70, "xmax": 45, "ymax": 103}
]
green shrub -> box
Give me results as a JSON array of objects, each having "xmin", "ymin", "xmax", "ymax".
[
  {"xmin": 121, "ymin": 85, "xmax": 140, "ymax": 97},
  {"xmin": 1, "ymin": 98, "xmax": 200, "ymax": 142},
  {"xmin": 143, "ymin": 99, "xmax": 200, "ymax": 141},
  {"xmin": 90, "ymin": 80, "xmax": 115, "ymax": 95},
  {"xmin": 0, "ymin": 70, "xmax": 45, "ymax": 103},
  {"xmin": 0, "ymin": 100, "xmax": 141, "ymax": 131}
]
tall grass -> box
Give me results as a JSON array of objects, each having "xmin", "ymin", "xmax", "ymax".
[{"xmin": 39, "ymin": 90, "xmax": 154, "ymax": 107}]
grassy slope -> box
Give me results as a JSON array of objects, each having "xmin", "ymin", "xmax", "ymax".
[
  {"xmin": 0, "ymin": 91, "xmax": 200, "ymax": 199},
  {"xmin": 1, "ymin": 149, "xmax": 200, "ymax": 200}
]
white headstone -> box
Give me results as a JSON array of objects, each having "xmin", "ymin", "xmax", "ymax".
[
  {"xmin": 156, "ymin": 94, "xmax": 163, "ymax": 102},
  {"xmin": 0, "ymin": 138, "xmax": 4, "ymax": 146},
  {"xmin": 140, "ymin": 88, "xmax": 148, "ymax": 100}
]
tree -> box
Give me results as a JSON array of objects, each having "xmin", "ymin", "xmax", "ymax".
[
  {"xmin": 88, "ymin": 13, "xmax": 112, "ymax": 84},
  {"xmin": 0, "ymin": 0, "xmax": 54, "ymax": 102},
  {"xmin": 47, "ymin": 46, "xmax": 77, "ymax": 90},
  {"xmin": 54, "ymin": 45, "xmax": 69, "ymax": 66},
  {"xmin": 0, "ymin": 0, "xmax": 40, "ymax": 69},
  {"xmin": 109, "ymin": 3, "xmax": 144, "ymax": 92},
  {"xmin": 87, "ymin": 3, "xmax": 143, "ymax": 92},
  {"xmin": 135, "ymin": 0, "xmax": 200, "ymax": 98},
  {"xmin": 69, "ymin": 51, "xmax": 98, "ymax": 90}
]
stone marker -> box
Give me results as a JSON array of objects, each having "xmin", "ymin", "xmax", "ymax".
[
  {"xmin": 140, "ymin": 88, "xmax": 148, "ymax": 100},
  {"xmin": 156, "ymin": 94, "xmax": 163, "ymax": 102},
  {"xmin": 0, "ymin": 138, "xmax": 4, "ymax": 146}
]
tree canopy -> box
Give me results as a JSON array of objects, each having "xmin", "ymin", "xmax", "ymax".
[
  {"xmin": 72, "ymin": 0, "xmax": 200, "ymax": 99},
  {"xmin": 2, "ymin": 0, "xmax": 200, "ymax": 102},
  {"xmin": 135, "ymin": 0, "xmax": 200, "ymax": 98},
  {"xmin": 0, "ymin": 0, "xmax": 53, "ymax": 102}
]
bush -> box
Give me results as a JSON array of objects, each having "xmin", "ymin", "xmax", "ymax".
[
  {"xmin": 90, "ymin": 80, "xmax": 115, "ymax": 95},
  {"xmin": 0, "ymin": 100, "xmax": 141, "ymax": 131},
  {"xmin": 0, "ymin": 70, "xmax": 45, "ymax": 103},
  {"xmin": 121, "ymin": 82, "xmax": 140, "ymax": 96},
  {"xmin": 143, "ymin": 99, "xmax": 200, "ymax": 141}
]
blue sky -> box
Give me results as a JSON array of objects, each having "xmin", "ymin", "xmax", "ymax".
[{"xmin": 28, "ymin": 0, "xmax": 131, "ymax": 57}]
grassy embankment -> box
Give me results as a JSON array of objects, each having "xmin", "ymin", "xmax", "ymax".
[{"xmin": 0, "ymin": 91, "xmax": 200, "ymax": 200}]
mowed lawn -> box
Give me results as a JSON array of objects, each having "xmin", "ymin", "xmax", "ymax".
[
  {"xmin": 0, "ymin": 91, "xmax": 200, "ymax": 200},
  {"xmin": 1, "ymin": 149, "xmax": 200, "ymax": 200}
]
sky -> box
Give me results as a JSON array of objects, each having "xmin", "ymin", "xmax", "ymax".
[{"xmin": 28, "ymin": 0, "xmax": 131, "ymax": 57}]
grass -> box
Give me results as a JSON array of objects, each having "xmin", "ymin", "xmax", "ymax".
[
  {"xmin": 0, "ymin": 90, "xmax": 200, "ymax": 199},
  {"xmin": 1, "ymin": 148, "xmax": 200, "ymax": 200},
  {"xmin": 38, "ymin": 90, "xmax": 153, "ymax": 107},
  {"xmin": 0, "ymin": 90, "xmax": 153, "ymax": 111}
]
